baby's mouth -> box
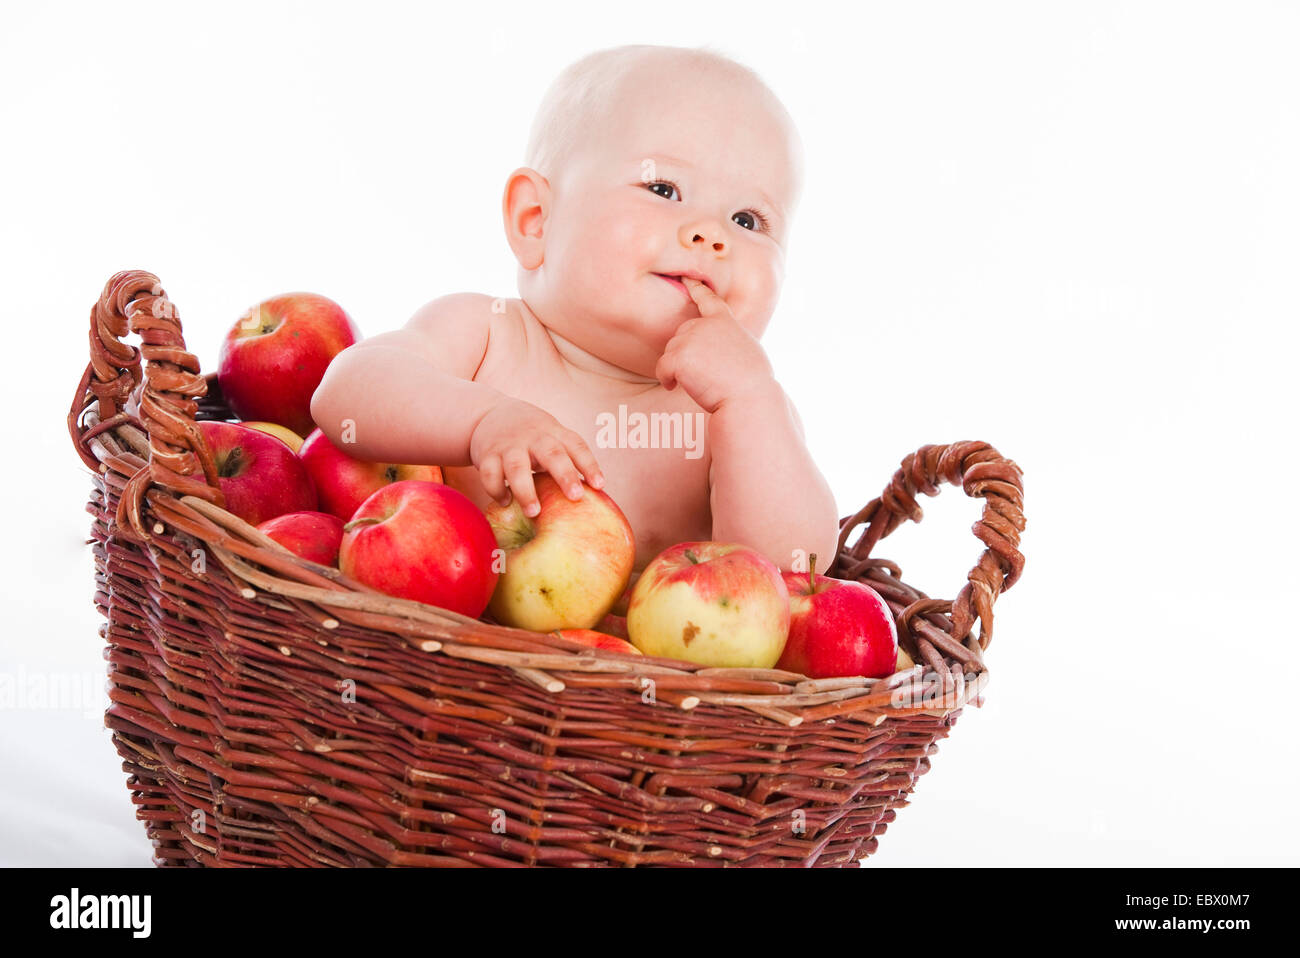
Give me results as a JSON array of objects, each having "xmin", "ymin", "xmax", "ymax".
[
  {"xmin": 654, "ymin": 273, "xmax": 692, "ymax": 297},
  {"xmin": 654, "ymin": 272, "xmax": 718, "ymax": 298}
]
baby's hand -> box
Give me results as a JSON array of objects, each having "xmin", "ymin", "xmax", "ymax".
[
  {"xmin": 468, "ymin": 397, "xmax": 605, "ymax": 517},
  {"xmin": 654, "ymin": 278, "xmax": 777, "ymax": 414}
]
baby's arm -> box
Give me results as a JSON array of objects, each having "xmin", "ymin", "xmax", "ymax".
[
  {"xmin": 310, "ymin": 294, "xmax": 603, "ymax": 516},
  {"xmin": 708, "ymin": 384, "xmax": 841, "ymax": 574},
  {"xmin": 311, "ymin": 293, "xmax": 498, "ymax": 466},
  {"xmin": 655, "ymin": 278, "xmax": 840, "ymax": 573}
]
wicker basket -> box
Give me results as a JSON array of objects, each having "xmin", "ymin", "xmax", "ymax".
[{"xmin": 68, "ymin": 269, "xmax": 1026, "ymax": 867}]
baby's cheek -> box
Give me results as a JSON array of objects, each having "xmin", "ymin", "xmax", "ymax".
[
  {"xmin": 730, "ymin": 280, "xmax": 779, "ymax": 340},
  {"xmin": 587, "ymin": 201, "xmax": 658, "ymax": 271},
  {"xmin": 554, "ymin": 234, "xmax": 618, "ymax": 303}
]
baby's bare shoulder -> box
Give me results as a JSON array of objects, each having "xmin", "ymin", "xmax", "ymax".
[
  {"xmin": 486, "ymin": 297, "xmax": 553, "ymax": 369},
  {"xmin": 407, "ymin": 291, "xmax": 498, "ymax": 335},
  {"xmin": 398, "ymin": 292, "xmax": 508, "ymax": 381}
]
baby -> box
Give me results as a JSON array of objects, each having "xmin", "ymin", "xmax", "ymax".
[{"xmin": 311, "ymin": 44, "xmax": 839, "ymax": 581}]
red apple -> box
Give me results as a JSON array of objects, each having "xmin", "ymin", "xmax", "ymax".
[
  {"xmin": 217, "ymin": 292, "xmax": 361, "ymax": 437},
  {"xmin": 482, "ymin": 473, "xmax": 636, "ymax": 632},
  {"xmin": 298, "ymin": 428, "xmax": 443, "ymax": 522},
  {"xmin": 777, "ymin": 554, "xmax": 899, "ymax": 679},
  {"xmin": 257, "ymin": 511, "xmax": 344, "ymax": 566},
  {"xmin": 197, "ymin": 420, "xmax": 319, "ymax": 527},
  {"xmin": 554, "ymin": 628, "xmax": 642, "ymax": 656},
  {"xmin": 627, "ymin": 542, "xmax": 790, "ymax": 668},
  {"xmin": 595, "ymin": 612, "xmax": 630, "ymax": 640},
  {"xmin": 338, "ymin": 479, "xmax": 498, "ymax": 617}
]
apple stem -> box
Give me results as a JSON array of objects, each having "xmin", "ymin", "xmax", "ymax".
[
  {"xmin": 218, "ymin": 447, "xmax": 242, "ymax": 479},
  {"xmin": 685, "ymin": 548, "xmax": 700, "ymax": 565},
  {"xmin": 342, "ymin": 516, "xmax": 384, "ymax": 533},
  {"xmin": 809, "ymin": 553, "xmax": 817, "ymax": 592}
]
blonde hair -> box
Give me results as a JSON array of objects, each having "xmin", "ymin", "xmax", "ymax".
[{"xmin": 524, "ymin": 43, "xmax": 803, "ymax": 199}]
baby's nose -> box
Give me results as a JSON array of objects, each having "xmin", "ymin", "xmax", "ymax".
[{"xmin": 679, "ymin": 220, "xmax": 727, "ymax": 254}]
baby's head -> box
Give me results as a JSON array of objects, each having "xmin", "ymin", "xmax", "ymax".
[{"xmin": 504, "ymin": 44, "xmax": 804, "ymax": 384}]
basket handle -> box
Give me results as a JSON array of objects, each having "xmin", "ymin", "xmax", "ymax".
[
  {"xmin": 832, "ymin": 441, "xmax": 1024, "ymax": 656},
  {"xmin": 69, "ymin": 270, "xmax": 224, "ymax": 541}
]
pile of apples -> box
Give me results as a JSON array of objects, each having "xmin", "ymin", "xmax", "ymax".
[{"xmin": 200, "ymin": 292, "xmax": 907, "ymax": 679}]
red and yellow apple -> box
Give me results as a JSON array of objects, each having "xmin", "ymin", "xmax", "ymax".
[
  {"xmin": 626, "ymin": 542, "xmax": 790, "ymax": 668},
  {"xmin": 298, "ymin": 427, "xmax": 442, "ymax": 522},
  {"xmin": 482, "ymin": 473, "xmax": 635, "ymax": 632},
  {"xmin": 197, "ymin": 420, "xmax": 319, "ymax": 526},
  {"xmin": 243, "ymin": 421, "xmax": 305, "ymax": 453},
  {"xmin": 217, "ymin": 292, "xmax": 361, "ymax": 437},
  {"xmin": 338, "ymin": 479, "xmax": 498, "ymax": 617},
  {"xmin": 554, "ymin": 628, "xmax": 642, "ymax": 656},
  {"xmin": 777, "ymin": 555, "xmax": 899, "ymax": 679},
  {"xmin": 257, "ymin": 511, "xmax": 345, "ymax": 566}
]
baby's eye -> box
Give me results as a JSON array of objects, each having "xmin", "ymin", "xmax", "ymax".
[
  {"xmin": 646, "ymin": 180, "xmax": 680, "ymax": 201},
  {"xmin": 645, "ymin": 179, "xmax": 771, "ymax": 232}
]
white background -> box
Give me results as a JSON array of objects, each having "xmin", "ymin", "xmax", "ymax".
[{"xmin": 1, "ymin": 0, "xmax": 1296, "ymax": 867}]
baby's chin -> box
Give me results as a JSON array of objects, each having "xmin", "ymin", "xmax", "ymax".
[
  {"xmin": 557, "ymin": 294, "xmax": 683, "ymax": 341},
  {"xmin": 542, "ymin": 314, "xmax": 663, "ymax": 383}
]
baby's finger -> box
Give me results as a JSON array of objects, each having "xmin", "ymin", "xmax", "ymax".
[
  {"xmin": 536, "ymin": 444, "xmax": 586, "ymax": 501},
  {"xmin": 563, "ymin": 433, "xmax": 606, "ymax": 490},
  {"xmin": 654, "ymin": 351, "xmax": 677, "ymax": 391},
  {"xmin": 683, "ymin": 278, "xmax": 727, "ymax": 316},
  {"xmin": 478, "ymin": 454, "xmax": 509, "ymax": 504},
  {"xmin": 502, "ymin": 450, "xmax": 541, "ymax": 517}
]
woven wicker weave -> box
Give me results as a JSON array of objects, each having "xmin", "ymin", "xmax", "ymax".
[{"xmin": 68, "ymin": 269, "xmax": 1026, "ymax": 867}]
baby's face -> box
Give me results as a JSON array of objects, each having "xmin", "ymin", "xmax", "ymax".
[{"xmin": 518, "ymin": 71, "xmax": 801, "ymax": 382}]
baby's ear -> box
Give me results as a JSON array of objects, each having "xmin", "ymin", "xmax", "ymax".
[{"xmin": 502, "ymin": 166, "xmax": 550, "ymax": 270}]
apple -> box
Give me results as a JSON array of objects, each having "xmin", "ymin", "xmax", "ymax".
[
  {"xmin": 554, "ymin": 628, "xmax": 642, "ymax": 656},
  {"xmin": 298, "ymin": 428, "xmax": 443, "ymax": 522},
  {"xmin": 338, "ymin": 479, "xmax": 498, "ymax": 618},
  {"xmin": 776, "ymin": 553, "xmax": 899, "ymax": 679},
  {"xmin": 595, "ymin": 612, "xmax": 630, "ymax": 640},
  {"xmin": 242, "ymin": 421, "xmax": 305, "ymax": 453},
  {"xmin": 626, "ymin": 542, "xmax": 790, "ymax": 668},
  {"xmin": 197, "ymin": 420, "xmax": 319, "ymax": 527},
  {"xmin": 482, "ymin": 473, "xmax": 635, "ymax": 633},
  {"xmin": 257, "ymin": 511, "xmax": 344, "ymax": 566},
  {"xmin": 217, "ymin": 292, "xmax": 361, "ymax": 437}
]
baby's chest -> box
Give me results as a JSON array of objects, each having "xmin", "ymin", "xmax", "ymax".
[
  {"xmin": 510, "ymin": 388, "xmax": 715, "ymax": 569},
  {"xmin": 474, "ymin": 343, "xmax": 713, "ymax": 570},
  {"xmin": 590, "ymin": 438, "xmax": 714, "ymax": 570}
]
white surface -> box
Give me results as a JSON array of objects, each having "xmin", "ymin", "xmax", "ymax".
[{"xmin": 1, "ymin": 0, "xmax": 1295, "ymax": 867}]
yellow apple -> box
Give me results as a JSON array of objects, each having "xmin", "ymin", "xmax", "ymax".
[
  {"xmin": 242, "ymin": 420, "xmax": 305, "ymax": 453},
  {"xmin": 627, "ymin": 542, "xmax": 790, "ymax": 668},
  {"xmin": 483, "ymin": 474, "xmax": 636, "ymax": 632}
]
